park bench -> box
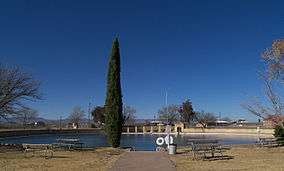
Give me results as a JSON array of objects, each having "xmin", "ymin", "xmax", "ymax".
[
  {"xmin": 188, "ymin": 139, "xmax": 231, "ymax": 160},
  {"xmin": 53, "ymin": 138, "xmax": 84, "ymax": 150},
  {"xmin": 257, "ymin": 137, "xmax": 284, "ymax": 148},
  {"xmin": 122, "ymin": 146, "xmax": 135, "ymax": 151},
  {"xmin": 22, "ymin": 143, "xmax": 53, "ymax": 158}
]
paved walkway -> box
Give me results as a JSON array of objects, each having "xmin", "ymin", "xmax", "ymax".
[{"xmin": 109, "ymin": 151, "xmax": 176, "ymax": 171}]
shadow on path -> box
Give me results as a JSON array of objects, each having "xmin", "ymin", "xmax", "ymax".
[{"xmin": 109, "ymin": 151, "xmax": 176, "ymax": 171}]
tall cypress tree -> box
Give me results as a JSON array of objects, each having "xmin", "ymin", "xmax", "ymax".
[{"xmin": 105, "ymin": 38, "xmax": 123, "ymax": 148}]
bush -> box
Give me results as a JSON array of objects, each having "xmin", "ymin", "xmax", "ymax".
[
  {"xmin": 274, "ymin": 125, "xmax": 284, "ymax": 146},
  {"xmin": 274, "ymin": 125, "xmax": 284, "ymax": 137}
]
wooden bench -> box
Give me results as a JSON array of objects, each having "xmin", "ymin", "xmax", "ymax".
[
  {"xmin": 257, "ymin": 137, "xmax": 284, "ymax": 147},
  {"xmin": 53, "ymin": 138, "xmax": 84, "ymax": 150},
  {"xmin": 188, "ymin": 139, "xmax": 231, "ymax": 160},
  {"xmin": 22, "ymin": 144, "xmax": 53, "ymax": 158}
]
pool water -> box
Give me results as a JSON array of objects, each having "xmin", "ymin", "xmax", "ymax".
[{"xmin": 0, "ymin": 133, "xmax": 258, "ymax": 151}]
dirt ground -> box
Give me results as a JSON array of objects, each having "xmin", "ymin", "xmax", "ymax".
[
  {"xmin": 0, "ymin": 148, "xmax": 125, "ymax": 171},
  {"xmin": 1, "ymin": 145, "xmax": 284, "ymax": 171},
  {"xmin": 170, "ymin": 145, "xmax": 284, "ymax": 171}
]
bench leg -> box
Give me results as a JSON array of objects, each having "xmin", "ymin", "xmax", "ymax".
[
  {"xmin": 220, "ymin": 151, "xmax": 224, "ymax": 159},
  {"xmin": 45, "ymin": 150, "xmax": 53, "ymax": 159},
  {"xmin": 203, "ymin": 152, "xmax": 206, "ymax": 159},
  {"xmin": 192, "ymin": 151, "xmax": 196, "ymax": 160}
]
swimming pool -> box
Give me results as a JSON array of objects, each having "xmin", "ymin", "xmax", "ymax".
[{"xmin": 0, "ymin": 133, "xmax": 258, "ymax": 151}]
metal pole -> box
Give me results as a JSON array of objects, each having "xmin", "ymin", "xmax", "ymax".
[
  {"xmin": 88, "ymin": 102, "xmax": 91, "ymax": 128},
  {"xmin": 165, "ymin": 91, "xmax": 168, "ymax": 106},
  {"xmin": 165, "ymin": 90, "xmax": 168, "ymax": 124},
  {"xmin": 59, "ymin": 116, "xmax": 62, "ymax": 130}
]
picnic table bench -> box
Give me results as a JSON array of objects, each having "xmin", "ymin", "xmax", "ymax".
[
  {"xmin": 22, "ymin": 143, "xmax": 53, "ymax": 158},
  {"xmin": 188, "ymin": 139, "xmax": 231, "ymax": 160},
  {"xmin": 53, "ymin": 138, "xmax": 84, "ymax": 150},
  {"xmin": 257, "ymin": 137, "xmax": 284, "ymax": 147}
]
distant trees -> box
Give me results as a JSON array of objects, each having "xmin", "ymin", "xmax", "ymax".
[
  {"xmin": 16, "ymin": 108, "xmax": 38, "ymax": 127},
  {"xmin": 0, "ymin": 64, "xmax": 41, "ymax": 118},
  {"xmin": 123, "ymin": 105, "xmax": 136, "ymax": 125},
  {"xmin": 179, "ymin": 99, "xmax": 195, "ymax": 125},
  {"xmin": 105, "ymin": 38, "xmax": 123, "ymax": 148},
  {"xmin": 158, "ymin": 104, "xmax": 180, "ymax": 124},
  {"xmin": 157, "ymin": 99, "xmax": 196, "ymax": 125},
  {"xmin": 92, "ymin": 106, "xmax": 105, "ymax": 125},
  {"xmin": 69, "ymin": 106, "xmax": 85, "ymax": 128},
  {"xmin": 92, "ymin": 105, "xmax": 136, "ymax": 126},
  {"xmin": 194, "ymin": 111, "xmax": 217, "ymax": 128}
]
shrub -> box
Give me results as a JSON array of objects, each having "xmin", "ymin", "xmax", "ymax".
[
  {"xmin": 274, "ymin": 125, "xmax": 284, "ymax": 145},
  {"xmin": 274, "ymin": 125, "xmax": 284, "ymax": 138}
]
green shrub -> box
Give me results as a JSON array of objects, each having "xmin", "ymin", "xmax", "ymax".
[
  {"xmin": 274, "ymin": 125, "xmax": 284, "ymax": 137},
  {"xmin": 105, "ymin": 38, "xmax": 123, "ymax": 148},
  {"xmin": 273, "ymin": 125, "xmax": 284, "ymax": 146}
]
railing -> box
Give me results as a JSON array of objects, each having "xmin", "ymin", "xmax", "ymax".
[{"xmin": 122, "ymin": 125, "xmax": 172, "ymax": 133}]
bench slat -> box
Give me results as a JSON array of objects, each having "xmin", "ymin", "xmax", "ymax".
[{"xmin": 189, "ymin": 139, "xmax": 230, "ymax": 160}]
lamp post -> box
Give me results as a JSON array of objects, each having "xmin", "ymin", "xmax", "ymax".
[{"xmin": 88, "ymin": 102, "xmax": 91, "ymax": 128}]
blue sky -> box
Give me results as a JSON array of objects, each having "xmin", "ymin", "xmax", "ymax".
[{"xmin": 0, "ymin": 0, "xmax": 283, "ymax": 120}]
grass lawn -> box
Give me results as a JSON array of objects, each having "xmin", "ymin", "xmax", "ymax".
[
  {"xmin": 0, "ymin": 148, "xmax": 125, "ymax": 171},
  {"xmin": 170, "ymin": 145, "xmax": 284, "ymax": 171}
]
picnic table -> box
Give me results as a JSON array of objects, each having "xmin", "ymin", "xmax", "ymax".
[
  {"xmin": 257, "ymin": 137, "xmax": 284, "ymax": 147},
  {"xmin": 188, "ymin": 139, "xmax": 231, "ymax": 160},
  {"xmin": 53, "ymin": 138, "xmax": 84, "ymax": 150},
  {"xmin": 22, "ymin": 143, "xmax": 53, "ymax": 158}
]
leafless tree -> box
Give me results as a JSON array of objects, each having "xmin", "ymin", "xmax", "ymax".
[
  {"xmin": 262, "ymin": 39, "xmax": 284, "ymax": 81},
  {"xmin": 158, "ymin": 104, "xmax": 180, "ymax": 124},
  {"xmin": 15, "ymin": 108, "xmax": 38, "ymax": 127},
  {"xmin": 194, "ymin": 111, "xmax": 217, "ymax": 128},
  {"xmin": 241, "ymin": 74, "xmax": 284, "ymax": 119},
  {"xmin": 242, "ymin": 39, "xmax": 284, "ymax": 120},
  {"xmin": 123, "ymin": 105, "xmax": 136, "ymax": 125},
  {"xmin": 0, "ymin": 64, "xmax": 41, "ymax": 118},
  {"xmin": 69, "ymin": 106, "xmax": 85, "ymax": 127}
]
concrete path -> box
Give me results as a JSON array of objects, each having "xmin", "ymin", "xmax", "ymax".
[{"xmin": 109, "ymin": 151, "xmax": 176, "ymax": 171}]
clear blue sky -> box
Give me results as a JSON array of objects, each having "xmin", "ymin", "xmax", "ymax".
[{"xmin": 0, "ymin": 0, "xmax": 283, "ymax": 120}]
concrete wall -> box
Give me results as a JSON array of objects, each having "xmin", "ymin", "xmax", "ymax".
[
  {"xmin": 183, "ymin": 127, "xmax": 274, "ymax": 135},
  {"xmin": 0, "ymin": 128, "xmax": 103, "ymax": 138}
]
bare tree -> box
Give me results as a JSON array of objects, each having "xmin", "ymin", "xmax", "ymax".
[
  {"xmin": 194, "ymin": 111, "xmax": 217, "ymax": 128},
  {"xmin": 242, "ymin": 40, "xmax": 284, "ymax": 120},
  {"xmin": 123, "ymin": 105, "xmax": 136, "ymax": 125},
  {"xmin": 69, "ymin": 106, "xmax": 85, "ymax": 127},
  {"xmin": 241, "ymin": 74, "xmax": 283, "ymax": 119},
  {"xmin": 15, "ymin": 108, "xmax": 38, "ymax": 127},
  {"xmin": 158, "ymin": 104, "xmax": 180, "ymax": 124},
  {"xmin": 262, "ymin": 39, "xmax": 284, "ymax": 81},
  {"xmin": 0, "ymin": 64, "xmax": 41, "ymax": 118}
]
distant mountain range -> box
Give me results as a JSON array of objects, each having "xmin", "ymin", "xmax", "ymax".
[{"xmin": 0, "ymin": 117, "xmax": 51, "ymax": 124}]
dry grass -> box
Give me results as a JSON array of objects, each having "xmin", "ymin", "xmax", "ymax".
[
  {"xmin": 0, "ymin": 148, "xmax": 125, "ymax": 171},
  {"xmin": 170, "ymin": 145, "xmax": 284, "ymax": 171}
]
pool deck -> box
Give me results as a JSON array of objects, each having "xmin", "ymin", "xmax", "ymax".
[{"xmin": 109, "ymin": 151, "xmax": 176, "ymax": 171}]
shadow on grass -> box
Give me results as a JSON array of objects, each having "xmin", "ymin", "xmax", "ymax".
[
  {"xmin": 174, "ymin": 151, "xmax": 234, "ymax": 161},
  {"xmin": 176, "ymin": 150, "xmax": 192, "ymax": 155},
  {"xmin": 49, "ymin": 155, "xmax": 70, "ymax": 159},
  {"xmin": 203, "ymin": 155, "xmax": 234, "ymax": 161}
]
